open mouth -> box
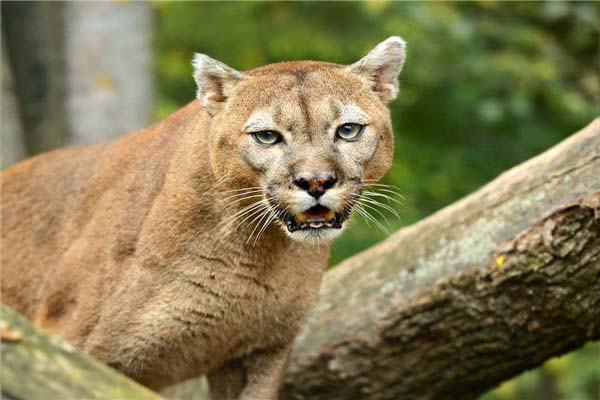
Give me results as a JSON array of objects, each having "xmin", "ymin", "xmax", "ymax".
[{"xmin": 284, "ymin": 205, "xmax": 344, "ymax": 232}]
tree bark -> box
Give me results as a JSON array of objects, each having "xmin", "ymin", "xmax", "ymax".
[
  {"xmin": 0, "ymin": 1, "xmax": 153, "ymax": 163},
  {"xmin": 1, "ymin": 34, "xmax": 27, "ymax": 168},
  {"xmin": 280, "ymin": 118, "xmax": 600, "ymax": 400},
  {"xmin": 64, "ymin": 2, "xmax": 154, "ymax": 146},
  {"xmin": 1, "ymin": 2, "xmax": 67, "ymax": 155},
  {"xmin": 0, "ymin": 306, "xmax": 165, "ymax": 400}
]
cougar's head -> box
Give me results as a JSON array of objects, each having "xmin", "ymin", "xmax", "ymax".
[{"xmin": 193, "ymin": 37, "xmax": 406, "ymax": 243}]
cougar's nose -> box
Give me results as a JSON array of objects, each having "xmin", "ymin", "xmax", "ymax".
[{"xmin": 293, "ymin": 172, "xmax": 337, "ymax": 199}]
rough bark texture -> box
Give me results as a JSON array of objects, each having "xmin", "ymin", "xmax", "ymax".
[
  {"xmin": 0, "ymin": 305, "xmax": 165, "ymax": 400},
  {"xmin": 280, "ymin": 119, "xmax": 600, "ymax": 400}
]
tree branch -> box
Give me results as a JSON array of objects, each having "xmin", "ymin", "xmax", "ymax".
[
  {"xmin": 281, "ymin": 119, "xmax": 600, "ymax": 400},
  {"xmin": 0, "ymin": 306, "xmax": 166, "ymax": 400}
]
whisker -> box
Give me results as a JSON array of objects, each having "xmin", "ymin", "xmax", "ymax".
[
  {"xmin": 211, "ymin": 173, "xmax": 235, "ymax": 190},
  {"xmin": 364, "ymin": 184, "xmax": 404, "ymax": 193},
  {"xmin": 232, "ymin": 202, "xmax": 270, "ymax": 232},
  {"xmin": 364, "ymin": 188, "xmax": 405, "ymax": 202},
  {"xmin": 346, "ymin": 191, "xmax": 395, "ymax": 234},
  {"xmin": 356, "ymin": 200, "xmax": 391, "ymax": 229},
  {"xmin": 362, "ymin": 181, "xmax": 402, "ymax": 189},
  {"xmin": 357, "ymin": 197, "xmax": 400, "ymax": 220},
  {"xmin": 246, "ymin": 206, "xmax": 273, "ymax": 244},
  {"xmin": 220, "ymin": 199, "xmax": 268, "ymax": 229},
  {"xmin": 363, "ymin": 183, "xmax": 404, "ymax": 195},
  {"xmin": 359, "ymin": 207, "xmax": 390, "ymax": 234},
  {"xmin": 220, "ymin": 203, "xmax": 269, "ymax": 238},
  {"xmin": 252, "ymin": 209, "xmax": 278, "ymax": 246},
  {"xmin": 220, "ymin": 193, "xmax": 264, "ymax": 208},
  {"xmin": 219, "ymin": 189, "xmax": 264, "ymax": 201},
  {"xmin": 221, "ymin": 199, "xmax": 265, "ymax": 223},
  {"xmin": 352, "ymin": 205, "xmax": 374, "ymax": 229},
  {"xmin": 218, "ymin": 186, "xmax": 263, "ymax": 194},
  {"xmin": 354, "ymin": 204, "xmax": 388, "ymax": 234},
  {"xmin": 361, "ymin": 191, "xmax": 404, "ymax": 208}
]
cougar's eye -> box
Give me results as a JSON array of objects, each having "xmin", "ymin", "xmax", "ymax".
[
  {"xmin": 252, "ymin": 130, "xmax": 281, "ymax": 146},
  {"xmin": 336, "ymin": 123, "xmax": 365, "ymax": 141}
]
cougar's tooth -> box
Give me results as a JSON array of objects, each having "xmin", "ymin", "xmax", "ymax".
[
  {"xmin": 324, "ymin": 210, "xmax": 335, "ymax": 221},
  {"xmin": 295, "ymin": 213, "xmax": 308, "ymax": 223}
]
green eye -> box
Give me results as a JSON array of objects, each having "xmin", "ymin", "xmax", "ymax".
[
  {"xmin": 336, "ymin": 123, "xmax": 365, "ymax": 141},
  {"xmin": 252, "ymin": 130, "xmax": 281, "ymax": 146}
]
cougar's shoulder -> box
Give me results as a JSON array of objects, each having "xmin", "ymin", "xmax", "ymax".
[{"xmin": 0, "ymin": 101, "xmax": 211, "ymax": 317}]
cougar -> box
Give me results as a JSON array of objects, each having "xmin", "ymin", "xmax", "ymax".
[{"xmin": 1, "ymin": 37, "xmax": 406, "ymax": 399}]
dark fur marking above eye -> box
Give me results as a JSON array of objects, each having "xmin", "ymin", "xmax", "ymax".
[
  {"xmin": 293, "ymin": 69, "xmax": 307, "ymax": 86},
  {"xmin": 298, "ymin": 91, "xmax": 312, "ymax": 139},
  {"xmin": 273, "ymin": 107, "xmax": 282, "ymax": 125},
  {"xmin": 331, "ymin": 102, "xmax": 342, "ymax": 120}
]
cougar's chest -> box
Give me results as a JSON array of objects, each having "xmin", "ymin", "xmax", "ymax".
[
  {"xmin": 192, "ymin": 261, "xmax": 318, "ymax": 345},
  {"xmin": 161, "ymin": 256, "xmax": 325, "ymax": 372}
]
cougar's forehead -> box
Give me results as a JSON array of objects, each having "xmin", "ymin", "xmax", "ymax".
[
  {"xmin": 218, "ymin": 61, "xmax": 394, "ymax": 184},
  {"xmin": 231, "ymin": 63, "xmax": 378, "ymax": 136}
]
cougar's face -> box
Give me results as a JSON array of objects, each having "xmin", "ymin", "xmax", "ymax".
[
  {"xmin": 209, "ymin": 66, "xmax": 393, "ymax": 242},
  {"xmin": 196, "ymin": 37, "xmax": 405, "ymax": 243}
]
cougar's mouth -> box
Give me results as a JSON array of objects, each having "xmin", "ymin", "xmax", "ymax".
[{"xmin": 284, "ymin": 205, "xmax": 344, "ymax": 232}]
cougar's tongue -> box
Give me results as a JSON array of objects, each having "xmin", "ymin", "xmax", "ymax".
[{"xmin": 295, "ymin": 205, "xmax": 335, "ymax": 223}]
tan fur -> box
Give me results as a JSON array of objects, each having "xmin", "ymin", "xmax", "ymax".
[{"xmin": 1, "ymin": 37, "xmax": 405, "ymax": 398}]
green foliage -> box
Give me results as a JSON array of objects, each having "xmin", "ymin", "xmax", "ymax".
[
  {"xmin": 154, "ymin": 2, "xmax": 599, "ymax": 399},
  {"xmin": 481, "ymin": 341, "xmax": 600, "ymax": 400}
]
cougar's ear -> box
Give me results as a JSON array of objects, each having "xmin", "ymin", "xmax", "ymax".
[
  {"xmin": 346, "ymin": 36, "xmax": 406, "ymax": 103},
  {"xmin": 192, "ymin": 53, "xmax": 243, "ymax": 116}
]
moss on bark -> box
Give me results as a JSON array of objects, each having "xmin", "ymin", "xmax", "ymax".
[{"xmin": 1, "ymin": 306, "xmax": 165, "ymax": 400}]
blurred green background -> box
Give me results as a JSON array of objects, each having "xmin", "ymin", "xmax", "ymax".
[{"xmin": 154, "ymin": 2, "xmax": 598, "ymax": 399}]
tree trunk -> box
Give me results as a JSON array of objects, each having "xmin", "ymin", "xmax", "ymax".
[
  {"xmin": 0, "ymin": 1, "xmax": 153, "ymax": 163},
  {"xmin": 1, "ymin": 1, "xmax": 67, "ymax": 155},
  {"xmin": 64, "ymin": 2, "xmax": 154, "ymax": 146},
  {"xmin": 0, "ymin": 306, "xmax": 165, "ymax": 400},
  {"xmin": 281, "ymin": 118, "xmax": 600, "ymax": 400},
  {"xmin": 1, "ymin": 34, "xmax": 27, "ymax": 168}
]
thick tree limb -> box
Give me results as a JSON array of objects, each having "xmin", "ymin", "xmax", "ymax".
[
  {"xmin": 281, "ymin": 119, "xmax": 600, "ymax": 400},
  {"xmin": 0, "ymin": 306, "xmax": 165, "ymax": 400}
]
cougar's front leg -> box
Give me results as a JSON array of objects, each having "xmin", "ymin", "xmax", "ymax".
[{"xmin": 207, "ymin": 346, "xmax": 291, "ymax": 400}]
